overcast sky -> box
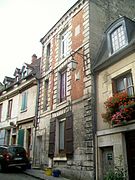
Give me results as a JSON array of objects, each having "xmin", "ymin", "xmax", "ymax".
[{"xmin": 0, "ymin": 0, "xmax": 77, "ymax": 83}]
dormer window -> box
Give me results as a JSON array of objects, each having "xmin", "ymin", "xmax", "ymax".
[
  {"xmin": 107, "ymin": 19, "xmax": 128, "ymax": 56},
  {"xmin": 111, "ymin": 25, "xmax": 126, "ymax": 53}
]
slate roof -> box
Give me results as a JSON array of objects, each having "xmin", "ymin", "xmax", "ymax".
[
  {"xmin": 93, "ymin": 16, "xmax": 135, "ymax": 72},
  {"xmin": 0, "ymin": 56, "xmax": 41, "ymax": 94}
]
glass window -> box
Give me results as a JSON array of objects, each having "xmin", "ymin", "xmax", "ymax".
[
  {"xmin": 60, "ymin": 69, "xmax": 67, "ymax": 102},
  {"xmin": 7, "ymin": 99, "xmax": 13, "ymax": 118},
  {"xmin": 21, "ymin": 91, "xmax": 27, "ymax": 111},
  {"xmin": 45, "ymin": 43, "xmax": 51, "ymax": 71},
  {"xmin": 115, "ymin": 73, "xmax": 134, "ymax": 96},
  {"xmin": 44, "ymin": 79, "xmax": 49, "ymax": 111},
  {"xmin": 0, "ymin": 104, "xmax": 3, "ymax": 122},
  {"xmin": 60, "ymin": 30, "xmax": 68, "ymax": 58},
  {"xmin": 59, "ymin": 120, "xmax": 65, "ymax": 151},
  {"xmin": 111, "ymin": 25, "xmax": 126, "ymax": 53}
]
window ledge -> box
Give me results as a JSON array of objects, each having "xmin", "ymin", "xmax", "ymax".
[
  {"xmin": 20, "ymin": 109, "xmax": 27, "ymax": 113},
  {"xmin": 53, "ymin": 156, "xmax": 67, "ymax": 162}
]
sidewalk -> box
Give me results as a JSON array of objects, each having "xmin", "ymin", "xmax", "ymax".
[{"xmin": 24, "ymin": 168, "xmax": 70, "ymax": 180}]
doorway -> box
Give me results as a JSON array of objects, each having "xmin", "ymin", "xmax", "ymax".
[{"xmin": 125, "ymin": 130, "xmax": 135, "ymax": 180}]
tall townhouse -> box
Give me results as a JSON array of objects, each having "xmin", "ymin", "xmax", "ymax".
[
  {"xmin": 0, "ymin": 55, "xmax": 40, "ymax": 160},
  {"xmin": 93, "ymin": 16, "xmax": 135, "ymax": 180},
  {"xmin": 36, "ymin": 0, "xmax": 135, "ymax": 180},
  {"xmin": 37, "ymin": 1, "xmax": 91, "ymax": 179}
]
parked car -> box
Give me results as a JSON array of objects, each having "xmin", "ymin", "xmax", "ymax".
[{"xmin": 0, "ymin": 145, "xmax": 30, "ymax": 172}]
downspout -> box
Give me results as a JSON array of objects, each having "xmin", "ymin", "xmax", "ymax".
[
  {"xmin": 94, "ymin": 72, "xmax": 98, "ymax": 180},
  {"xmin": 33, "ymin": 76, "xmax": 40, "ymax": 166},
  {"xmin": 89, "ymin": 1, "xmax": 97, "ymax": 179},
  {"xmin": 91, "ymin": 70, "xmax": 97, "ymax": 180}
]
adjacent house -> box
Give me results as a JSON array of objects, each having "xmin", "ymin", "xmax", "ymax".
[
  {"xmin": 93, "ymin": 17, "xmax": 135, "ymax": 180},
  {"xmin": 0, "ymin": 54, "xmax": 40, "ymax": 160}
]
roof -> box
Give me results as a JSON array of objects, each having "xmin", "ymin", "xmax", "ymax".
[
  {"xmin": 92, "ymin": 16, "xmax": 135, "ymax": 72},
  {"xmin": 0, "ymin": 57, "xmax": 41, "ymax": 94}
]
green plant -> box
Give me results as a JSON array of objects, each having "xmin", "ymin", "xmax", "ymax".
[{"xmin": 104, "ymin": 155, "xmax": 127, "ymax": 180}]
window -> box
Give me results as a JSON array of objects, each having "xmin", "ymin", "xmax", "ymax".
[
  {"xmin": 43, "ymin": 79, "xmax": 49, "ymax": 111},
  {"xmin": 48, "ymin": 112, "xmax": 73, "ymax": 158},
  {"xmin": 45, "ymin": 43, "xmax": 51, "ymax": 71},
  {"xmin": 111, "ymin": 25, "xmax": 126, "ymax": 53},
  {"xmin": 59, "ymin": 119, "xmax": 65, "ymax": 152},
  {"xmin": 0, "ymin": 104, "xmax": 2, "ymax": 122},
  {"xmin": 21, "ymin": 91, "xmax": 27, "ymax": 111},
  {"xmin": 112, "ymin": 73, "xmax": 134, "ymax": 95},
  {"xmin": 59, "ymin": 69, "xmax": 67, "ymax": 102},
  {"xmin": 7, "ymin": 99, "xmax": 13, "ymax": 118},
  {"xmin": 60, "ymin": 30, "xmax": 68, "ymax": 58}
]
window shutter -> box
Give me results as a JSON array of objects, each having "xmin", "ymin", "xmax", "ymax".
[
  {"xmin": 65, "ymin": 111, "xmax": 73, "ymax": 156},
  {"xmin": 18, "ymin": 129, "xmax": 24, "ymax": 146},
  {"xmin": 48, "ymin": 118, "xmax": 56, "ymax": 158}
]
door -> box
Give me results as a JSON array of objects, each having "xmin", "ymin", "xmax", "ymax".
[
  {"xmin": 126, "ymin": 131, "xmax": 135, "ymax": 180},
  {"xmin": 102, "ymin": 147, "xmax": 114, "ymax": 178},
  {"xmin": 18, "ymin": 129, "xmax": 24, "ymax": 146}
]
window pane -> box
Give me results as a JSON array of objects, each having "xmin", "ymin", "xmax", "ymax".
[
  {"xmin": 7, "ymin": 100, "xmax": 12, "ymax": 118},
  {"xmin": 115, "ymin": 73, "xmax": 134, "ymax": 95},
  {"xmin": 44, "ymin": 80, "xmax": 49, "ymax": 110},
  {"xmin": 111, "ymin": 25, "xmax": 126, "ymax": 53},
  {"xmin": 60, "ymin": 70, "xmax": 67, "ymax": 102},
  {"xmin": 116, "ymin": 79, "xmax": 125, "ymax": 92},
  {"xmin": 0, "ymin": 104, "xmax": 2, "ymax": 122},
  {"xmin": 59, "ymin": 121, "xmax": 65, "ymax": 150},
  {"xmin": 21, "ymin": 92, "xmax": 27, "ymax": 111},
  {"xmin": 61, "ymin": 31, "xmax": 68, "ymax": 58}
]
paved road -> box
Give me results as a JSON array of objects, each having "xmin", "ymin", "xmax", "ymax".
[{"xmin": 0, "ymin": 167, "xmax": 37, "ymax": 180}]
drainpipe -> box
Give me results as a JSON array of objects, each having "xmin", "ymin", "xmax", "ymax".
[
  {"xmin": 33, "ymin": 76, "xmax": 40, "ymax": 166},
  {"xmin": 91, "ymin": 69, "xmax": 98, "ymax": 180}
]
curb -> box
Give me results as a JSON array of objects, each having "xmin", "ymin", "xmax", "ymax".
[{"xmin": 24, "ymin": 170, "xmax": 46, "ymax": 180}]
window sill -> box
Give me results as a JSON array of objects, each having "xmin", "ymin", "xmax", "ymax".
[
  {"xmin": 57, "ymin": 100, "xmax": 67, "ymax": 107},
  {"xmin": 53, "ymin": 156, "xmax": 67, "ymax": 162},
  {"xmin": 20, "ymin": 109, "xmax": 27, "ymax": 113}
]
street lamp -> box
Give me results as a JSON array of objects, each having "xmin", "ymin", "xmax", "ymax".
[{"xmin": 68, "ymin": 50, "xmax": 88, "ymax": 71}]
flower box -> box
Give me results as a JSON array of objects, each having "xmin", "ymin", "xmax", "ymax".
[{"xmin": 102, "ymin": 92, "xmax": 135, "ymax": 126}]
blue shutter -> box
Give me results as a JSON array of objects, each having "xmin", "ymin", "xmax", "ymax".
[{"xmin": 18, "ymin": 129, "xmax": 24, "ymax": 146}]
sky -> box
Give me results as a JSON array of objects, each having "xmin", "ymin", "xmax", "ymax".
[{"xmin": 0, "ymin": 0, "xmax": 77, "ymax": 83}]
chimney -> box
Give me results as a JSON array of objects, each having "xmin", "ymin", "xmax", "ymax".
[{"xmin": 32, "ymin": 54, "xmax": 37, "ymax": 64}]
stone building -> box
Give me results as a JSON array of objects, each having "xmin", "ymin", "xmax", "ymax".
[
  {"xmin": 93, "ymin": 16, "xmax": 135, "ymax": 180},
  {"xmin": 0, "ymin": 55, "xmax": 40, "ymax": 160},
  {"xmin": 37, "ymin": 0, "xmax": 92, "ymax": 179},
  {"xmin": 36, "ymin": 0, "xmax": 135, "ymax": 179}
]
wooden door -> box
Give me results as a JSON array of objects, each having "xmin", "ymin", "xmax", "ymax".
[{"xmin": 126, "ymin": 131, "xmax": 135, "ymax": 180}]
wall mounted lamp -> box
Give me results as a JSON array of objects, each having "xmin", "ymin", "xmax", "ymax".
[
  {"xmin": 68, "ymin": 59, "xmax": 78, "ymax": 71},
  {"xmin": 68, "ymin": 50, "xmax": 88, "ymax": 71}
]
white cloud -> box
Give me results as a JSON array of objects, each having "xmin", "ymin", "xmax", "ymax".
[{"xmin": 0, "ymin": 0, "xmax": 77, "ymax": 82}]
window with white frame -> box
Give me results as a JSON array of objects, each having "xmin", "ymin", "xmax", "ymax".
[
  {"xmin": 0, "ymin": 104, "xmax": 3, "ymax": 122},
  {"xmin": 111, "ymin": 25, "xmax": 126, "ymax": 53},
  {"xmin": 7, "ymin": 99, "xmax": 13, "ymax": 118},
  {"xmin": 59, "ymin": 119, "xmax": 65, "ymax": 151},
  {"xmin": 112, "ymin": 73, "xmax": 134, "ymax": 96},
  {"xmin": 59, "ymin": 69, "xmax": 67, "ymax": 102},
  {"xmin": 43, "ymin": 79, "xmax": 49, "ymax": 111},
  {"xmin": 60, "ymin": 29, "xmax": 68, "ymax": 58},
  {"xmin": 21, "ymin": 91, "xmax": 27, "ymax": 111},
  {"xmin": 45, "ymin": 43, "xmax": 51, "ymax": 71}
]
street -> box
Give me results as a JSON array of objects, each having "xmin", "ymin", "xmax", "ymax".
[{"xmin": 0, "ymin": 168, "xmax": 37, "ymax": 180}]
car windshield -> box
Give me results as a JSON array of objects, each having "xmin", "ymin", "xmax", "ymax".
[{"xmin": 8, "ymin": 146, "xmax": 26, "ymax": 155}]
